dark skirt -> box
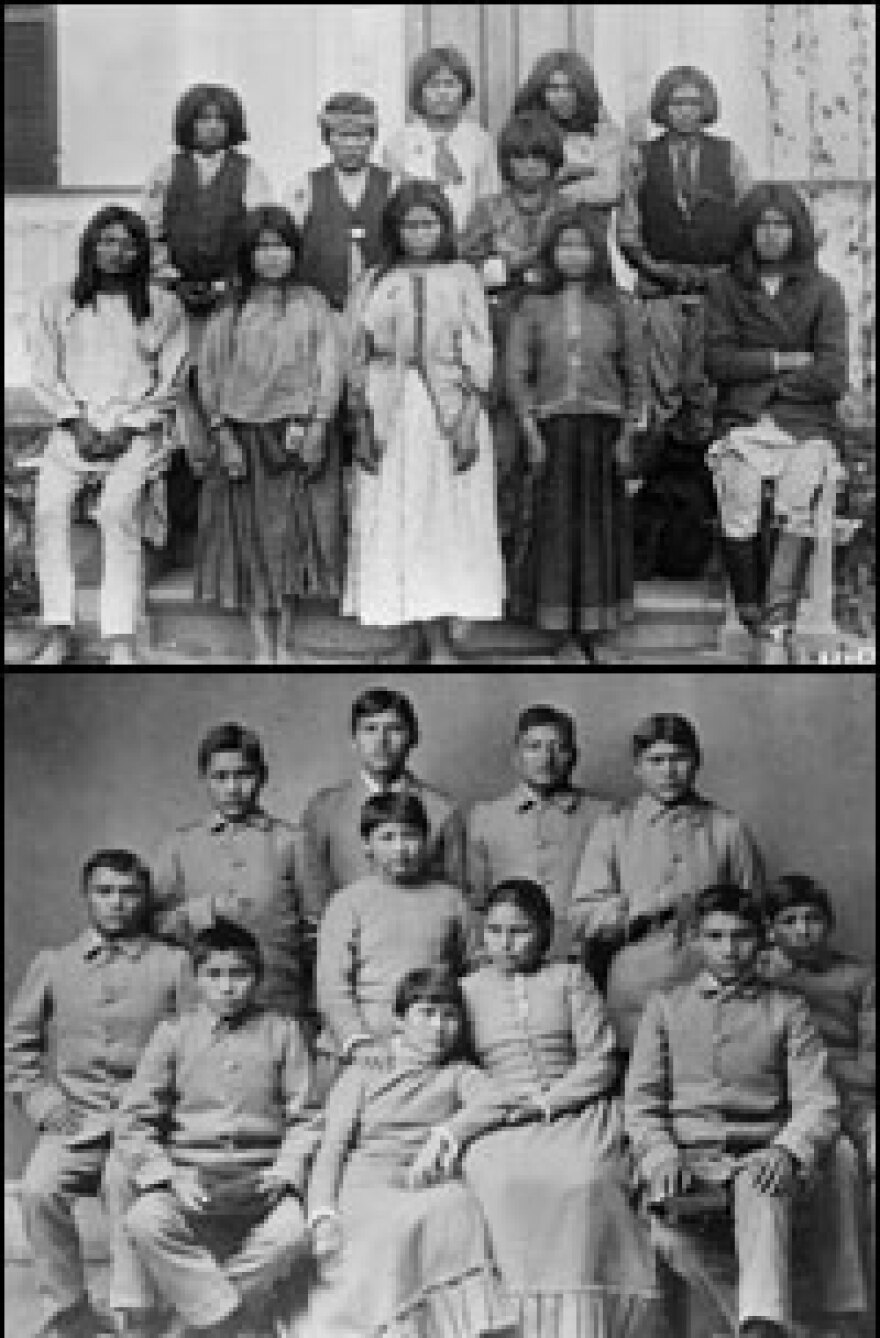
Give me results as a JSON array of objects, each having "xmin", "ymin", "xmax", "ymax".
[
  {"xmin": 534, "ymin": 414, "xmax": 634, "ymax": 634},
  {"xmin": 194, "ymin": 421, "xmax": 338, "ymax": 614}
]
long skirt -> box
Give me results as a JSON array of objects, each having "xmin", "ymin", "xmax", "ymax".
[
  {"xmin": 298, "ymin": 1179, "xmax": 515, "ymax": 1337},
  {"xmin": 463, "ymin": 1100, "xmax": 659, "ymax": 1338},
  {"xmin": 194, "ymin": 421, "xmax": 331, "ymax": 614},
  {"xmin": 534, "ymin": 415, "xmax": 634, "ymax": 635}
]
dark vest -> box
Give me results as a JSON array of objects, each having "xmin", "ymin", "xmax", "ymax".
[
  {"xmin": 163, "ymin": 150, "xmax": 248, "ymax": 282},
  {"xmin": 640, "ymin": 133, "xmax": 738, "ymax": 266},
  {"xmin": 299, "ymin": 164, "xmax": 391, "ymax": 310}
]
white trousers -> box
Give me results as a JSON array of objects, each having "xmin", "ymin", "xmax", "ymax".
[{"xmin": 708, "ymin": 421, "xmax": 837, "ymax": 540}]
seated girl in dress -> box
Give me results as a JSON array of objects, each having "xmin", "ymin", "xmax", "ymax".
[
  {"xmin": 344, "ymin": 180, "xmax": 505, "ymax": 660},
  {"xmin": 461, "ymin": 880, "xmax": 659, "ymax": 1338},
  {"xmin": 194, "ymin": 205, "xmax": 342, "ymax": 661},
  {"xmin": 303, "ymin": 966, "xmax": 518, "ymax": 1337}
]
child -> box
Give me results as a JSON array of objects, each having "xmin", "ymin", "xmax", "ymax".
[
  {"xmin": 28, "ymin": 206, "xmax": 186, "ymax": 665},
  {"xmin": 302, "ymin": 686, "xmax": 465, "ymax": 912},
  {"xmin": 466, "ymin": 705, "xmax": 613, "ymax": 959},
  {"xmin": 461, "ymin": 880, "xmax": 660, "ymax": 1337},
  {"xmin": 118, "ymin": 919, "xmax": 317, "ymax": 1338},
  {"xmin": 625, "ymin": 884, "xmax": 868, "ymax": 1338},
  {"xmin": 302, "ymin": 966, "xmax": 518, "ymax": 1337},
  {"xmin": 316, "ymin": 793, "xmax": 474, "ymax": 1068},
  {"xmin": 5, "ymin": 849, "xmax": 190, "ymax": 1338},
  {"xmin": 570, "ymin": 712, "xmax": 764, "ymax": 1049},
  {"xmin": 345, "ymin": 180, "xmax": 504, "ymax": 658},
  {"xmin": 506, "ymin": 204, "xmax": 647, "ymax": 646},
  {"xmin": 383, "ymin": 45, "xmax": 501, "ymax": 232},
  {"xmin": 154, "ymin": 722, "xmax": 317, "ymax": 1026},
  {"xmin": 193, "ymin": 205, "xmax": 343, "ymax": 661}
]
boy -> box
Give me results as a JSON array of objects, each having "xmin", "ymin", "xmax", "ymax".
[
  {"xmin": 154, "ymin": 722, "xmax": 317, "ymax": 1026},
  {"xmin": 117, "ymin": 919, "xmax": 317, "ymax": 1338},
  {"xmin": 625, "ymin": 883, "xmax": 868, "ymax": 1337},
  {"xmin": 5, "ymin": 849, "xmax": 190, "ymax": 1338},
  {"xmin": 302, "ymin": 687, "xmax": 465, "ymax": 917},
  {"xmin": 466, "ymin": 705, "xmax": 612, "ymax": 959}
]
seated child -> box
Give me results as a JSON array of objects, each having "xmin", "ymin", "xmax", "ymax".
[
  {"xmin": 316, "ymin": 793, "xmax": 475, "ymax": 1069},
  {"xmin": 5, "ymin": 849, "xmax": 190, "ymax": 1338},
  {"xmin": 625, "ymin": 883, "xmax": 868, "ymax": 1338},
  {"xmin": 461, "ymin": 880, "xmax": 660, "ymax": 1337},
  {"xmin": 303, "ymin": 966, "xmax": 518, "ymax": 1337},
  {"xmin": 118, "ymin": 919, "xmax": 317, "ymax": 1338}
]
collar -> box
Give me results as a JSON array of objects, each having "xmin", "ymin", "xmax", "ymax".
[
  {"xmin": 208, "ymin": 807, "xmax": 271, "ymax": 834},
  {"xmin": 696, "ymin": 969, "xmax": 760, "ymax": 1000},
  {"xmin": 201, "ymin": 1004, "xmax": 258, "ymax": 1036},
  {"xmin": 359, "ymin": 769, "xmax": 413, "ymax": 797},
  {"xmin": 82, "ymin": 929, "xmax": 147, "ymax": 962},
  {"xmin": 639, "ymin": 791, "xmax": 705, "ymax": 825},
  {"xmin": 514, "ymin": 782, "xmax": 580, "ymax": 814}
]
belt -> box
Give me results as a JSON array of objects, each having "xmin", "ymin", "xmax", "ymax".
[
  {"xmin": 178, "ymin": 1134, "xmax": 280, "ymax": 1153},
  {"xmin": 625, "ymin": 905, "xmax": 678, "ymax": 945}
]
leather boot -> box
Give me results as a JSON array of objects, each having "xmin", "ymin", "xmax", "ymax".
[
  {"xmin": 721, "ymin": 536, "xmax": 764, "ymax": 632},
  {"xmin": 762, "ymin": 532, "xmax": 814, "ymax": 633}
]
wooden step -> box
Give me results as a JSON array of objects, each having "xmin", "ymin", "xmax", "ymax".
[
  {"xmin": 145, "ymin": 568, "xmax": 254, "ymax": 663},
  {"xmin": 602, "ymin": 579, "xmax": 727, "ymax": 654}
]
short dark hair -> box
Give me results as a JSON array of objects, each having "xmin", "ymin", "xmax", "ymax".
[
  {"xmin": 498, "ymin": 110, "xmax": 565, "ymax": 184},
  {"xmin": 393, "ymin": 966, "xmax": 464, "ymax": 1018},
  {"xmin": 632, "ymin": 713, "xmax": 701, "ymax": 767},
  {"xmin": 515, "ymin": 704, "xmax": 576, "ymax": 754},
  {"xmin": 485, "ymin": 879, "xmax": 555, "ymax": 960},
  {"xmin": 408, "ymin": 45, "xmax": 475, "ymax": 115},
  {"xmin": 81, "ymin": 848, "xmax": 151, "ymax": 899},
  {"xmin": 649, "ymin": 65, "xmax": 719, "ymax": 130},
  {"xmin": 360, "ymin": 792, "xmax": 430, "ymax": 841},
  {"xmin": 350, "ymin": 688, "xmax": 419, "ymax": 747},
  {"xmin": 192, "ymin": 916, "xmax": 263, "ymax": 981},
  {"xmin": 694, "ymin": 884, "xmax": 763, "ymax": 935},
  {"xmin": 765, "ymin": 874, "xmax": 834, "ymax": 928},
  {"xmin": 173, "ymin": 83, "xmax": 248, "ymax": 150},
  {"xmin": 197, "ymin": 723, "xmax": 267, "ymax": 784}
]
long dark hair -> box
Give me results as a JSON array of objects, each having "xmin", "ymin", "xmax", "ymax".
[
  {"xmin": 233, "ymin": 205, "xmax": 303, "ymax": 311},
  {"xmin": 71, "ymin": 206, "xmax": 152, "ymax": 323},
  {"xmin": 173, "ymin": 83, "xmax": 248, "ymax": 150},
  {"xmin": 536, "ymin": 204, "xmax": 616, "ymax": 296},
  {"xmin": 514, "ymin": 51, "xmax": 603, "ymax": 135},
  {"xmin": 731, "ymin": 183, "xmax": 818, "ymax": 282},
  {"xmin": 377, "ymin": 180, "xmax": 456, "ymax": 281}
]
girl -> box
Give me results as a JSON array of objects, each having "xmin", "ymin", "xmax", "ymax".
[
  {"xmin": 194, "ymin": 205, "xmax": 342, "ymax": 662},
  {"xmin": 461, "ymin": 880, "xmax": 659, "ymax": 1338},
  {"xmin": 302, "ymin": 967, "xmax": 517, "ymax": 1337},
  {"xmin": 344, "ymin": 181, "xmax": 504, "ymax": 659},
  {"xmin": 383, "ymin": 46, "xmax": 501, "ymax": 232},
  {"xmin": 506, "ymin": 205, "xmax": 647, "ymax": 645},
  {"xmin": 29, "ymin": 206, "xmax": 186, "ymax": 665}
]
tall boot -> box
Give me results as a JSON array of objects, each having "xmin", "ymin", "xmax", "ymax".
[
  {"xmin": 721, "ymin": 536, "xmax": 764, "ymax": 632},
  {"xmin": 762, "ymin": 532, "xmax": 814, "ymax": 633}
]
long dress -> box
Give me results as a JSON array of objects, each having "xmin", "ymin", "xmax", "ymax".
[
  {"xmin": 300, "ymin": 1051, "xmax": 517, "ymax": 1337},
  {"xmin": 461, "ymin": 963, "xmax": 659, "ymax": 1338},
  {"xmin": 344, "ymin": 262, "xmax": 504, "ymax": 626},
  {"xmin": 194, "ymin": 286, "xmax": 342, "ymax": 612}
]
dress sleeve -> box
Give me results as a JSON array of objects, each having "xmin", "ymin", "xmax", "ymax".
[
  {"xmin": 569, "ymin": 813, "xmax": 627, "ymax": 938},
  {"xmin": 456, "ymin": 263, "xmax": 494, "ymax": 393},
  {"xmin": 316, "ymin": 893, "xmax": 370, "ymax": 1049},
  {"xmin": 312, "ymin": 293, "xmax": 344, "ymax": 422},
  {"xmin": 26, "ymin": 288, "xmax": 81, "ymax": 422},
  {"xmin": 4, "ymin": 951, "xmax": 66, "ymax": 1129},
  {"xmin": 114, "ymin": 1021, "xmax": 179, "ymax": 1190},
  {"xmin": 306, "ymin": 1063, "xmax": 365, "ymax": 1214},
  {"xmin": 624, "ymin": 993, "xmax": 680, "ymax": 1180},
  {"xmin": 542, "ymin": 966, "xmax": 620, "ymax": 1117}
]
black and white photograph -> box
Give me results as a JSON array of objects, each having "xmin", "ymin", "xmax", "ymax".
[{"xmin": 4, "ymin": 4, "xmax": 875, "ymax": 666}]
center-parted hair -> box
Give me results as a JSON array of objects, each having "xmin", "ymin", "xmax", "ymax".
[
  {"xmin": 72, "ymin": 206, "xmax": 152, "ymax": 323},
  {"xmin": 765, "ymin": 873, "xmax": 834, "ymax": 927},
  {"xmin": 393, "ymin": 965, "xmax": 465, "ymax": 1018},
  {"xmin": 514, "ymin": 51, "xmax": 604, "ymax": 134},
  {"xmin": 694, "ymin": 883, "xmax": 763, "ymax": 935},
  {"xmin": 515, "ymin": 704, "xmax": 577, "ymax": 754},
  {"xmin": 81, "ymin": 848, "xmax": 151, "ymax": 900},
  {"xmin": 172, "ymin": 83, "xmax": 248, "ymax": 150},
  {"xmin": 632, "ymin": 712, "xmax": 701, "ymax": 766},
  {"xmin": 350, "ymin": 687, "xmax": 419, "ymax": 747},
  {"xmin": 536, "ymin": 203, "xmax": 616, "ymax": 295},
  {"xmin": 233, "ymin": 205, "xmax": 303, "ymax": 310},
  {"xmin": 731, "ymin": 182, "xmax": 818, "ymax": 280},
  {"xmin": 408, "ymin": 46, "xmax": 475, "ymax": 115},
  {"xmin": 485, "ymin": 878, "xmax": 555, "ymax": 960},
  {"xmin": 380, "ymin": 180, "xmax": 457, "ymax": 267},
  {"xmin": 649, "ymin": 66, "xmax": 719, "ymax": 129},
  {"xmin": 197, "ymin": 722, "xmax": 268, "ymax": 785},
  {"xmin": 498, "ymin": 110, "xmax": 565, "ymax": 185},
  {"xmin": 360, "ymin": 792, "xmax": 430, "ymax": 841},
  {"xmin": 192, "ymin": 916, "xmax": 263, "ymax": 980}
]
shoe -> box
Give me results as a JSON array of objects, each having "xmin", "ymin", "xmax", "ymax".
[{"xmin": 721, "ymin": 536, "xmax": 764, "ymax": 632}]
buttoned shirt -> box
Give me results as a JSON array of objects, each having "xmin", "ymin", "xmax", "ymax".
[
  {"xmin": 624, "ymin": 971, "xmax": 840, "ymax": 1180},
  {"xmin": 154, "ymin": 809, "xmax": 317, "ymax": 1016},
  {"xmin": 570, "ymin": 792, "xmax": 764, "ymax": 938},
  {"xmin": 301, "ymin": 772, "xmax": 466, "ymax": 914},
  {"xmin": 466, "ymin": 784, "xmax": 613, "ymax": 957},
  {"xmin": 5, "ymin": 930, "xmax": 189, "ymax": 1138},
  {"xmin": 114, "ymin": 1005, "xmax": 316, "ymax": 1193}
]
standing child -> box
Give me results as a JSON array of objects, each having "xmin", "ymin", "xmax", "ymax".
[
  {"xmin": 5, "ymin": 850, "xmax": 190, "ymax": 1338},
  {"xmin": 303, "ymin": 966, "xmax": 518, "ymax": 1337},
  {"xmin": 316, "ymin": 793, "xmax": 474, "ymax": 1068},
  {"xmin": 193, "ymin": 206, "xmax": 343, "ymax": 661},
  {"xmin": 462, "ymin": 881, "xmax": 660, "ymax": 1338},
  {"xmin": 506, "ymin": 204, "xmax": 647, "ymax": 647},
  {"xmin": 118, "ymin": 919, "xmax": 317, "ymax": 1338},
  {"xmin": 625, "ymin": 884, "xmax": 868, "ymax": 1338}
]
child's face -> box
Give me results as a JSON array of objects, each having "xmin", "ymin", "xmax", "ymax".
[
  {"xmin": 695, "ymin": 910, "xmax": 761, "ymax": 984},
  {"xmin": 85, "ymin": 867, "xmax": 148, "ymax": 939},
  {"xmin": 192, "ymin": 101, "xmax": 229, "ymax": 153},
  {"xmin": 354, "ymin": 709, "xmax": 412, "ymax": 777},
  {"xmin": 509, "ymin": 152, "xmax": 553, "ymax": 189},
  {"xmin": 95, "ymin": 222, "xmax": 139, "ymax": 278},
  {"xmin": 515, "ymin": 723, "xmax": 573, "ymax": 793},
  {"xmin": 327, "ymin": 128, "xmax": 374, "ymax": 173},
  {"xmin": 421, "ymin": 66, "xmax": 465, "ymax": 120},
  {"xmin": 554, "ymin": 227, "xmax": 595, "ymax": 281},
  {"xmin": 754, "ymin": 208, "xmax": 794, "ymax": 266},
  {"xmin": 197, "ymin": 950, "xmax": 259, "ymax": 1019},
  {"xmin": 666, "ymin": 83, "xmax": 704, "ymax": 136},
  {"xmin": 771, "ymin": 904, "xmax": 831, "ymax": 965},
  {"xmin": 402, "ymin": 998, "xmax": 461, "ymax": 1060},
  {"xmin": 365, "ymin": 820, "xmax": 426, "ymax": 883},
  {"xmin": 635, "ymin": 741, "xmax": 698, "ymax": 806},
  {"xmin": 484, "ymin": 900, "xmax": 543, "ymax": 973},
  {"xmin": 542, "ymin": 70, "xmax": 578, "ymax": 123},
  {"xmin": 204, "ymin": 749, "xmax": 262, "ymax": 821},
  {"xmin": 252, "ymin": 229, "xmax": 295, "ymax": 283},
  {"xmin": 400, "ymin": 205, "xmax": 445, "ymax": 261}
]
